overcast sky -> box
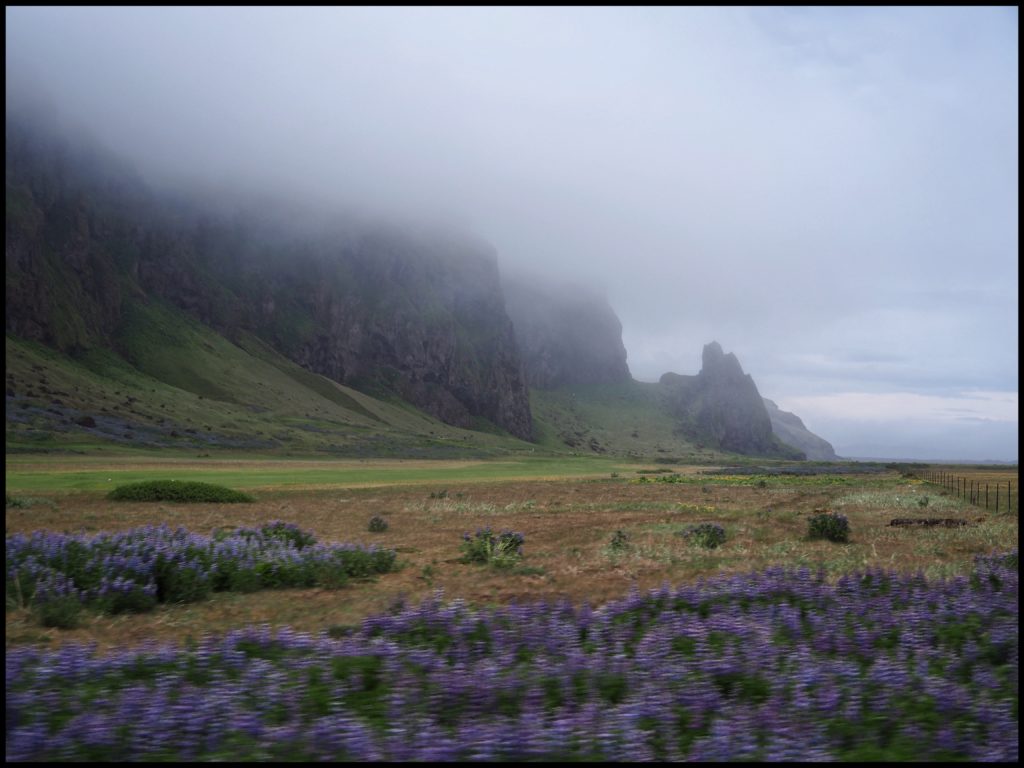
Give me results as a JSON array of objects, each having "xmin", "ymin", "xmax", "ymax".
[{"xmin": 6, "ymin": 6, "xmax": 1018, "ymax": 461}]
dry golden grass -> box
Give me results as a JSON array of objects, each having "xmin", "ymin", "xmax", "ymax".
[
  {"xmin": 915, "ymin": 465, "xmax": 1018, "ymax": 512},
  {"xmin": 6, "ymin": 470, "xmax": 1017, "ymax": 654}
]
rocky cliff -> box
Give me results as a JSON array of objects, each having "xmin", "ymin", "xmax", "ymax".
[
  {"xmin": 503, "ymin": 274, "xmax": 631, "ymax": 389},
  {"xmin": 659, "ymin": 342, "xmax": 805, "ymax": 459},
  {"xmin": 5, "ymin": 112, "xmax": 533, "ymax": 440},
  {"xmin": 763, "ymin": 398, "xmax": 839, "ymax": 460}
]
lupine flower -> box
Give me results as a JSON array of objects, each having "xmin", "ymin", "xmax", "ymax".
[{"xmin": 5, "ymin": 549, "xmax": 1016, "ymax": 762}]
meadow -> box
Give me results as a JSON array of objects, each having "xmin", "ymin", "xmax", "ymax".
[{"xmin": 5, "ymin": 457, "xmax": 1019, "ymax": 761}]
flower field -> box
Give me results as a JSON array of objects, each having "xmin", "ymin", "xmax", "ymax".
[
  {"xmin": 6, "ymin": 550, "xmax": 1017, "ymax": 761},
  {"xmin": 6, "ymin": 523, "xmax": 397, "ymax": 626}
]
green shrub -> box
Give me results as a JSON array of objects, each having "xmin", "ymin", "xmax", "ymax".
[
  {"xmin": 368, "ymin": 516, "xmax": 389, "ymax": 533},
  {"xmin": 35, "ymin": 596, "xmax": 82, "ymax": 629},
  {"xmin": 107, "ymin": 480, "xmax": 254, "ymax": 503},
  {"xmin": 808, "ymin": 510, "xmax": 850, "ymax": 543},
  {"xmin": 680, "ymin": 523, "xmax": 727, "ymax": 549},
  {"xmin": 257, "ymin": 521, "xmax": 316, "ymax": 549},
  {"xmin": 99, "ymin": 586, "xmax": 159, "ymax": 615},
  {"xmin": 460, "ymin": 529, "xmax": 524, "ymax": 568},
  {"xmin": 155, "ymin": 555, "xmax": 212, "ymax": 605},
  {"xmin": 608, "ymin": 530, "xmax": 630, "ymax": 553},
  {"xmin": 5, "ymin": 493, "xmax": 53, "ymax": 509}
]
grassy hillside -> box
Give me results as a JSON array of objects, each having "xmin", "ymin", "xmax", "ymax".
[
  {"xmin": 7, "ymin": 297, "xmax": 809, "ymax": 464},
  {"xmin": 5, "ymin": 297, "xmax": 535, "ymax": 458},
  {"xmin": 529, "ymin": 381, "xmax": 733, "ymax": 462}
]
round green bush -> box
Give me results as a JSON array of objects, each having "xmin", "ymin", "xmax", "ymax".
[
  {"xmin": 808, "ymin": 511, "xmax": 850, "ymax": 543},
  {"xmin": 107, "ymin": 480, "xmax": 254, "ymax": 503}
]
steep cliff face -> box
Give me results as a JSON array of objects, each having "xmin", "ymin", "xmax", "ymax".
[
  {"xmin": 228, "ymin": 227, "xmax": 534, "ymax": 439},
  {"xmin": 503, "ymin": 275, "xmax": 631, "ymax": 389},
  {"xmin": 659, "ymin": 342, "xmax": 804, "ymax": 458},
  {"xmin": 5, "ymin": 113, "xmax": 533, "ymax": 440},
  {"xmin": 763, "ymin": 398, "xmax": 839, "ymax": 460},
  {"xmin": 6, "ymin": 114, "xmax": 148, "ymax": 352}
]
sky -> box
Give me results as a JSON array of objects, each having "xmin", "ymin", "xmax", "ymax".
[{"xmin": 6, "ymin": 6, "xmax": 1019, "ymax": 461}]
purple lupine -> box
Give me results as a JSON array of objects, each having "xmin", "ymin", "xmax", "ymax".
[
  {"xmin": 5, "ymin": 549, "xmax": 1017, "ymax": 761},
  {"xmin": 7, "ymin": 524, "xmax": 396, "ymax": 617}
]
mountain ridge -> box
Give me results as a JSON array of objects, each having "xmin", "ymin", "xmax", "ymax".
[{"xmin": 5, "ymin": 107, "xmax": 835, "ymax": 461}]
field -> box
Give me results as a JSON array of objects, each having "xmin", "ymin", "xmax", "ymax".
[
  {"xmin": 5, "ymin": 457, "xmax": 1019, "ymax": 760},
  {"xmin": 914, "ymin": 464, "xmax": 1018, "ymax": 513}
]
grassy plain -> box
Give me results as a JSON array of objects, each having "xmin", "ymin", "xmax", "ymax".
[
  {"xmin": 4, "ymin": 454, "xmax": 635, "ymax": 492},
  {"xmin": 914, "ymin": 464, "xmax": 1018, "ymax": 512},
  {"xmin": 6, "ymin": 458, "xmax": 1017, "ymax": 653}
]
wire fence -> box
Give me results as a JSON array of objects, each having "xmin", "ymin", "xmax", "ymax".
[{"xmin": 926, "ymin": 470, "xmax": 1016, "ymax": 514}]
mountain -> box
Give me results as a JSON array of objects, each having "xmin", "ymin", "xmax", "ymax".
[
  {"xmin": 5, "ymin": 106, "xmax": 835, "ymax": 461},
  {"xmin": 503, "ymin": 275, "xmax": 631, "ymax": 390},
  {"xmin": 658, "ymin": 342, "xmax": 804, "ymax": 459},
  {"xmin": 763, "ymin": 398, "xmax": 839, "ymax": 461},
  {"xmin": 6, "ymin": 110, "xmax": 533, "ymax": 442},
  {"xmin": 502, "ymin": 276, "xmax": 827, "ymax": 459}
]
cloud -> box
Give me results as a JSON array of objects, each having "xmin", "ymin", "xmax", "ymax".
[{"xmin": 777, "ymin": 391, "xmax": 1018, "ymax": 424}]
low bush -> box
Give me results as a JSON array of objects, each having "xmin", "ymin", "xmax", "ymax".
[
  {"xmin": 107, "ymin": 480, "xmax": 254, "ymax": 503},
  {"xmin": 680, "ymin": 523, "xmax": 727, "ymax": 549},
  {"xmin": 460, "ymin": 528, "xmax": 524, "ymax": 568},
  {"xmin": 368, "ymin": 516, "xmax": 389, "ymax": 533},
  {"xmin": 34, "ymin": 595, "xmax": 83, "ymax": 629},
  {"xmin": 608, "ymin": 530, "xmax": 631, "ymax": 553},
  {"xmin": 808, "ymin": 510, "xmax": 850, "ymax": 543}
]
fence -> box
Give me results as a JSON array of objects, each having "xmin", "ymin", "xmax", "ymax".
[{"xmin": 927, "ymin": 470, "xmax": 1016, "ymax": 514}]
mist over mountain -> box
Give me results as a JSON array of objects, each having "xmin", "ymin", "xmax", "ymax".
[
  {"xmin": 503, "ymin": 274, "xmax": 631, "ymax": 390},
  {"xmin": 6, "ymin": 108, "xmax": 533, "ymax": 441},
  {"xmin": 6, "ymin": 102, "xmax": 835, "ymax": 460},
  {"xmin": 658, "ymin": 343, "xmax": 804, "ymax": 459},
  {"xmin": 763, "ymin": 399, "xmax": 839, "ymax": 461}
]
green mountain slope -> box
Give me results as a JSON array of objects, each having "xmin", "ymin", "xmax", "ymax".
[
  {"xmin": 529, "ymin": 381, "xmax": 731, "ymax": 462},
  {"xmin": 5, "ymin": 297, "xmax": 533, "ymax": 457}
]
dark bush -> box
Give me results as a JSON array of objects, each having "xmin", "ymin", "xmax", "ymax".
[
  {"xmin": 680, "ymin": 523, "xmax": 727, "ymax": 549},
  {"xmin": 608, "ymin": 530, "xmax": 630, "ymax": 553},
  {"xmin": 35, "ymin": 596, "xmax": 82, "ymax": 629},
  {"xmin": 107, "ymin": 480, "xmax": 254, "ymax": 503},
  {"xmin": 808, "ymin": 511, "xmax": 850, "ymax": 543}
]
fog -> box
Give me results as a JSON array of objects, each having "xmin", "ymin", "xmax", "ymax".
[{"xmin": 6, "ymin": 6, "xmax": 1018, "ymax": 461}]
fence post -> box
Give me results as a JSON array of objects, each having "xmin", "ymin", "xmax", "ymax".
[{"xmin": 996, "ymin": 484, "xmax": 1000, "ymax": 512}]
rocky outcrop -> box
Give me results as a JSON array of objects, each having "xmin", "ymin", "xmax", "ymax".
[
  {"xmin": 763, "ymin": 398, "xmax": 839, "ymax": 460},
  {"xmin": 504, "ymin": 274, "xmax": 631, "ymax": 389},
  {"xmin": 5, "ymin": 111, "xmax": 533, "ymax": 440},
  {"xmin": 659, "ymin": 342, "xmax": 804, "ymax": 458}
]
